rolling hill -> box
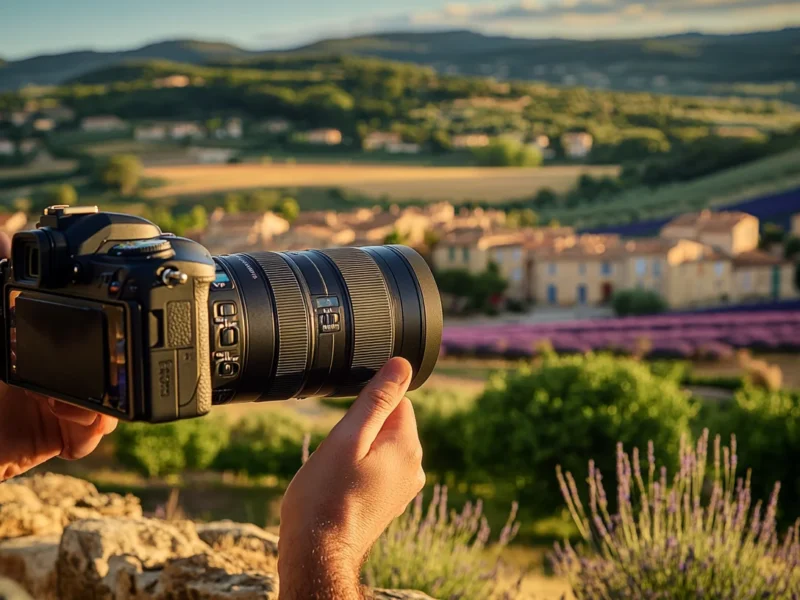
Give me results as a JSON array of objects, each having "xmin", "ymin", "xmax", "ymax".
[{"xmin": 1, "ymin": 28, "xmax": 798, "ymax": 99}]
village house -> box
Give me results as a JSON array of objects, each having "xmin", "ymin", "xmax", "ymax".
[
  {"xmin": 213, "ymin": 118, "xmax": 243, "ymax": 140},
  {"xmin": 561, "ymin": 132, "xmax": 594, "ymax": 159},
  {"xmin": 660, "ymin": 210, "xmax": 759, "ymax": 256},
  {"xmin": 40, "ymin": 106, "xmax": 75, "ymax": 123},
  {"xmin": 134, "ymin": 124, "xmax": 168, "ymax": 141},
  {"xmin": 256, "ymin": 118, "xmax": 292, "ymax": 135},
  {"xmin": 451, "ymin": 134, "xmax": 490, "ymax": 149},
  {"xmin": 81, "ymin": 115, "xmax": 128, "ymax": 132},
  {"xmin": 277, "ymin": 223, "xmax": 356, "ymax": 249},
  {"xmin": 169, "ymin": 122, "xmax": 205, "ymax": 140},
  {"xmin": 153, "ymin": 75, "xmax": 191, "ymax": 89},
  {"xmin": 32, "ymin": 118, "xmax": 55, "ymax": 132},
  {"xmin": 202, "ymin": 209, "xmax": 290, "ymax": 254},
  {"xmin": 300, "ymin": 129, "xmax": 343, "ymax": 146},
  {"xmin": 0, "ymin": 138, "xmax": 14, "ymax": 156},
  {"xmin": 348, "ymin": 206, "xmax": 432, "ymax": 246},
  {"xmin": 363, "ymin": 131, "xmax": 402, "ymax": 151},
  {"xmin": 188, "ymin": 147, "xmax": 236, "ymax": 164},
  {"xmin": 10, "ymin": 112, "xmax": 30, "ymax": 127}
]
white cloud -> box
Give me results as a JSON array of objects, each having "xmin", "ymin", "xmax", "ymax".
[{"xmin": 362, "ymin": 0, "xmax": 800, "ymax": 39}]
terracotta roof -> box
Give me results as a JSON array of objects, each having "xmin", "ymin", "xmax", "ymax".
[
  {"xmin": 732, "ymin": 250, "xmax": 785, "ymax": 267},
  {"xmin": 664, "ymin": 210, "xmax": 753, "ymax": 233},
  {"xmin": 622, "ymin": 238, "xmax": 680, "ymax": 255},
  {"xmin": 349, "ymin": 212, "xmax": 397, "ymax": 231}
]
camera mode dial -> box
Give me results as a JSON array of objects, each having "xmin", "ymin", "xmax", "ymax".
[{"xmin": 110, "ymin": 239, "xmax": 172, "ymax": 257}]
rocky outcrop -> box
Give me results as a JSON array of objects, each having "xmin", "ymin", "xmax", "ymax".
[
  {"xmin": 0, "ymin": 475, "xmax": 435, "ymax": 600},
  {"xmin": 0, "ymin": 473, "xmax": 141, "ymax": 539}
]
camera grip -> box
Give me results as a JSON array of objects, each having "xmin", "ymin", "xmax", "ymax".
[{"xmin": 192, "ymin": 278, "xmax": 213, "ymax": 416}]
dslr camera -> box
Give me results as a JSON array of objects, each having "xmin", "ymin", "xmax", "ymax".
[{"xmin": 0, "ymin": 206, "xmax": 442, "ymax": 422}]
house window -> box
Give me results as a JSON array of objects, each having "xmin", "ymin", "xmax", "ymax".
[
  {"xmin": 653, "ymin": 260, "xmax": 661, "ymax": 277},
  {"xmin": 579, "ymin": 263, "xmax": 586, "ymax": 276},
  {"xmin": 494, "ymin": 249, "xmax": 504, "ymax": 265},
  {"xmin": 577, "ymin": 284, "xmax": 587, "ymax": 305},
  {"xmin": 547, "ymin": 284, "xmax": 558, "ymax": 305},
  {"xmin": 635, "ymin": 258, "xmax": 647, "ymax": 276},
  {"xmin": 448, "ymin": 247, "xmax": 455, "ymax": 262},
  {"xmin": 715, "ymin": 261, "xmax": 725, "ymax": 277},
  {"xmin": 601, "ymin": 262, "xmax": 612, "ymax": 275},
  {"xmin": 512, "ymin": 267, "xmax": 522, "ymax": 282},
  {"xmin": 548, "ymin": 263, "xmax": 557, "ymax": 276},
  {"xmin": 462, "ymin": 247, "xmax": 470, "ymax": 262}
]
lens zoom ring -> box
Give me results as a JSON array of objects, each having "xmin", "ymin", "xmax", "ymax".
[
  {"xmin": 322, "ymin": 248, "xmax": 394, "ymax": 375},
  {"xmin": 246, "ymin": 252, "xmax": 309, "ymax": 398}
]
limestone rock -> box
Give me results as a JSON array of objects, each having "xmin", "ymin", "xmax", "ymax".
[
  {"xmin": 0, "ymin": 474, "xmax": 142, "ymax": 540},
  {"xmin": 57, "ymin": 517, "xmax": 210, "ymax": 599},
  {"xmin": 197, "ymin": 520, "xmax": 280, "ymax": 572},
  {"xmin": 0, "ymin": 577, "xmax": 34, "ymax": 600},
  {"xmin": 0, "ymin": 536, "xmax": 59, "ymax": 600},
  {"xmin": 154, "ymin": 553, "xmax": 277, "ymax": 600}
]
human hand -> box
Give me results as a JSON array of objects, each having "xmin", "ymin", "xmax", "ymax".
[
  {"xmin": 0, "ymin": 232, "xmax": 118, "ymax": 482},
  {"xmin": 278, "ymin": 357, "xmax": 425, "ymax": 600}
]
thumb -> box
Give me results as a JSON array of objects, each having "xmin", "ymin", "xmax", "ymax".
[{"xmin": 332, "ymin": 357, "xmax": 412, "ymax": 457}]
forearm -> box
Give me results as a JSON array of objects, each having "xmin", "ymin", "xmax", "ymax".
[{"xmin": 278, "ymin": 548, "xmax": 365, "ymax": 600}]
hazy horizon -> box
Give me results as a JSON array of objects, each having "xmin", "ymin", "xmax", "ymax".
[{"xmin": 1, "ymin": 0, "xmax": 799, "ymax": 61}]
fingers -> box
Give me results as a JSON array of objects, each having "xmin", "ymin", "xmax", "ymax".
[
  {"xmin": 48, "ymin": 398, "xmax": 100, "ymax": 427},
  {"xmin": 330, "ymin": 357, "xmax": 412, "ymax": 457},
  {"xmin": 374, "ymin": 397, "xmax": 418, "ymax": 444},
  {"xmin": 0, "ymin": 232, "xmax": 10, "ymax": 260},
  {"xmin": 45, "ymin": 397, "xmax": 118, "ymax": 459}
]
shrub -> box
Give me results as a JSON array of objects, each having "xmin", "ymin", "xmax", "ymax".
[
  {"xmin": 552, "ymin": 431, "xmax": 800, "ymax": 598},
  {"xmin": 716, "ymin": 387, "xmax": 800, "ymax": 523},
  {"xmin": 468, "ymin": 353, "xmax": 696, "ymax": 513},
  {"xmin": 114, "ymin": 417, "xmax": 229, "ymax": 478},
  {"xmin": 363, "ymin": 485, "xmax": 521, "ymax": 600},
  {"xmin": 611, "ymin": 288, "xmax": 667, "ymax": 317},
  {"xmin": 473, "ymin": 137, "xmax": 543, "ymax": 167},
  {"xmin": 212, "ymin": 412, "xmax": 313, "ymax": 480},
  {"xmin": 412, "ymin": 388, "xmax": 476, "ymax": 479}
]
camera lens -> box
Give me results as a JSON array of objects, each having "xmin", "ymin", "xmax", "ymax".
[{"xmin": 210, "ymin": 246, "xmax": 442, "ymax": 404}]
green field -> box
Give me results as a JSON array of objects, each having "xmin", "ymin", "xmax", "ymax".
[{"xmin": 542, "ymin": 148, "xmax": 800, "ymax": 228}]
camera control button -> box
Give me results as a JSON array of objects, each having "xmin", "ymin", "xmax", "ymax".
[
  {"xmin": 108, "ymin": 281, "xmax": 122, "ymax": 295},
  {"xmin": 217, "ymin": 362, "xmax": 239, "ymax": 377},
  {"xmin": 216, "ymin": 302, "xmax": 237, "ymax": 317},
  {"xmin": 220, "ymin": 327, "xmax": 238, "ymax": 347}
]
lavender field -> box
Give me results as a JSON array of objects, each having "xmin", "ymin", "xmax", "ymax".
[{"xmin": 442, "ymin": 311, "xmax": 800, "ymax": 360}]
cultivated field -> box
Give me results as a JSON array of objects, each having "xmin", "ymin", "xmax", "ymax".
[{"xmin": 143, "ymin": 163, "xmax": 620, "ymax": 203}]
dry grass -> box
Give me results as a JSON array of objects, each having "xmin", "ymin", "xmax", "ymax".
[
  {"xmin": 0, "ymin": 159, "xmax": 78, "ymax": 180},
  {"xmin": 143, "ymin": 163, "xmax": 619, "ymax": 203}
]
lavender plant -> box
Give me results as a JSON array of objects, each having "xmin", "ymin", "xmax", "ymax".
[
  {"xmin": 552, "ymin": 430, "xmax": 800, "ymax": 599},
  {"xmin": 363, "ymin": 485, "xmax": 522, "ymax": 600}
]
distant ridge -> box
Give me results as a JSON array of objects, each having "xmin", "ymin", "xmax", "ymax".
[{"xmin": 1, "ymin": 27, "xmax": 798, "ymax": 96}]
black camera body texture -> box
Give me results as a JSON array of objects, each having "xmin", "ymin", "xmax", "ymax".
[
  {"xmin": 1, "ymin": 206, "xmax": 218, "ymax": 423},
  {"xmin": 0, "ymin": 206, "xmax": 443, "ymax": 424}
]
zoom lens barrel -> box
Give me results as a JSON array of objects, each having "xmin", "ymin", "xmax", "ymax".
[{"xmin": 209, "ymin": 246, "xmax": 442, "ymax": 404}]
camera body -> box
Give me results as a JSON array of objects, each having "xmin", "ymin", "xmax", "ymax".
[
  {"xmin": 0, "ymin": 206, "xmax": 444, "ymax": 424},
  {"xmin": 0, "ymin": 206, "xmax": 217, "ymax": 422}
]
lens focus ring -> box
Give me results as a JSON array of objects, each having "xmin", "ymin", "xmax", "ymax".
[
  {"xmin": 322, "ymin": 248, "xmax": 394, "ymax": 381},
  {"xmin": 246, "ymin": 252, "xmax": 310, "ymax": 399}
]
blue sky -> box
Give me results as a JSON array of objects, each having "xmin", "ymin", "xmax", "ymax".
[{"xmin": 1, "ymin": 0, "xmax": 799, "ymax": 60}]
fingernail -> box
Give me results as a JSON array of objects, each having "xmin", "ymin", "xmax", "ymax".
[{"xmin": 380, "ymin": 358, "xmax": 410, "ymax": 385}]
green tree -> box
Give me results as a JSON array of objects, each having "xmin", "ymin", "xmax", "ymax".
[
  {"xmin": 189, "ymin": 205, "xmax": 208, "ymax": 231},
  {"xmin": 383, "ymin": 228, "xmax": 408, "ymax": 245},
  {"xmin": 247, "ymin": 189, "xmax": 280, "ymax": 212},
  {"xmin": 785, "ymin": 236, "xmax": 800, "ymax": 260},
  {"xmin": 99, "ymin": 154, "xmax": 142, "ymax": 196},
  {"xmin": 43, "ymin": 183, "xmax": 78, "ymax": 207},
  {"xmin": 612, "ymin": 289, "xmax": 667, "ymax": 317},
  {"xmin": 12, "ymin": 197, "xmax": 32, "ymax": 213},
  {"xmin": 224, "ymin": 192, "xmax": 243, "ymax": 214},
  {"xmin": 474, "ymin": 138, "xmax": 543, "ymax": 168},
  {"xmin": 468, "ymin": 353, "xmax": 696, "ymax": 512},
  {"xmin": 277, "ymin": 197, "xmax": 300, "ymax": 223}
]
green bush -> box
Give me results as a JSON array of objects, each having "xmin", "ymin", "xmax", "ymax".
[
  {"xmin": 412, "ymin": 388, "xmax": 476, "ymax": 479},
  {"xmin": 611, "ymin": 288, "xmax": 667, "ymax": 317},
  {"xmin": 212, "ymin": 412, "xmax": 314, "ymax": 480},
  {"xmin": 714, "ymin": 387, "xmax": 800, "ymax": 521},
  {"xmin": 468, "ymin": 353, "xmax": 696, "ymax": 513},
  {"xmin": 114, "ymin": 417, "xmax": 229, "ymax": 477}
]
